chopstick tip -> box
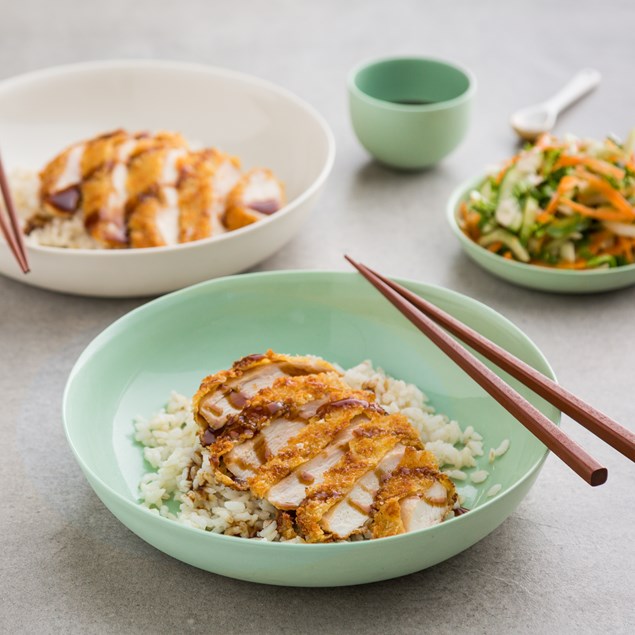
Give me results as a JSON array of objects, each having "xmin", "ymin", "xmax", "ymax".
[
  {"xmin": 343, "ymin": 253, "xmax": 362, "ymax": 270},
  {"xmin": 590, "ymin": 468, "xmax": 608, "ymax": 487}
]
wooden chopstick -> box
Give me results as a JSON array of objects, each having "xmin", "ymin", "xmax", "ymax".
[
  {"xmin": 0, "ymin": 150, "xmax": 29, "ymax": 274},
  {"xmin": 345, "ymin": 255, "xmax": 608, "ymax": 486},
  {"xmin": 357, "ymin": 263, "xmax": 635, "ymax": 464}
]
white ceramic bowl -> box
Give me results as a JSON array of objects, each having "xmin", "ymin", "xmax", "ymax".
[{"xmin": 0, "ymin": 60, "xmax": 335, "ymax": 297}]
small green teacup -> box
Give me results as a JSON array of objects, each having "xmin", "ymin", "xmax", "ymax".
[{"xmin": 348, "ymin": 56, "xmax": 476, "ymax": 169}]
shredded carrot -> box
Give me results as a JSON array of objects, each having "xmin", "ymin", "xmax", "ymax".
[
  {"xmin": 610, "ymin": 246, "xmax": 630, "ymax": 257},
  {"xmin": 603, "ymin": 241, "xmax": 625, "ymax": 256},
  {"xmin": 590, "ymin": 230, "xmax": 611, "ymax": 245},
  {"xmin": 543, "ymin": 175, "xmax": 584, "ymax": 215},
  {"xmin": 577, "ymin": 173, "xmax": 635, "ymax": 216},
  {"xmin": 543, "ymin": 196, "xmax": 561, "ymax": 215},
  {"xmin": 587, "ymin": 230, "xmax": 613, "ymax": 255},
  {"xmin": 558, "ymin": 199, "xmax": 634, "ymax": 223},
  {"xmin": 462, "ymin": 132, "xmax": 635, "ymax": 269},
  {"xmin": 553, "ymin": 260, "xmax": 591, "ymax": 270},
  {"xmin": 536, "ymin": 211, "xmax": 552, "ymax": 224},
  {"xmin": 460, "ymin": 204, "xmax": 481, "ymax": 239},
  {"xmin": 618, "ymin": 237, "xmax": 634, "ymax": 262},
  {"xmin": 554, "ymin": 155, "xmax": 625, "ymax": 180}
]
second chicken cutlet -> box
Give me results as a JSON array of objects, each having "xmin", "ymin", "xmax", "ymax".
[{"xmin": 31, "ymin": 130, "xmax": 285, "ymax": 248}]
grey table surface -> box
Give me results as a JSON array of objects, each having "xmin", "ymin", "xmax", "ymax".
[{"xmin": 1, "ymin": 0, "xmax": 634, "ymax": 633}]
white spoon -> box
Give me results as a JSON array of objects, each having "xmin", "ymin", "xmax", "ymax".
[{"xmin": 510, "ymin": 68, "xmax": 602, "ymax": 141}]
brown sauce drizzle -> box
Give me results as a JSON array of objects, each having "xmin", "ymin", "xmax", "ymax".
[
  {"xmin": 242, "ymin": 353, "xmax": 266, "ymax": 363},
  {"xmin": 227, "ymin": 390, "xmax": 249, "ymax": 409},
  {"xmin": 265, "ymin": 401, "xmax": 285, "ymax": 416},
  {"xmin": 312, "ymin": 490, "xmax": 339, "ymax": 502},
  {"xmin": 223, "ymin": 400, "xmax": 288, "ymax": 441},
  {"xmin": 24, "ymin": 214, "xmax": 49, "ymax": 235},
  {"xmin": 123, "ymin": 183, "xmax": 161, "ymax": 219},
  {"xmin": 201, "ymin": 427, "xmax": 216, "ymax": 446},
  {"xmin": 82, "ymin": 159, "xmax": 115, "ymax": 183},
  {"xmin": 298, "ymin": 471, "xmax": 315, "ymax": 485},
  {"xmin": 454, "ymin": 506, "xmax": 469, "ymax": 516},
  {"xmin": 204, "ymin": 401, "xmax": 224, "ymax": 417},
  {"xmin": 175, "ymin": 162, "xmax": 195, "ymax": 189},
  {"xmin": 353, "ymin": 426, "xmax": 384, "ymax": 439},
  {"xmin": 248, "ymin": 199, "xmax": 280, "ymax": 215},
  {"xmin": 94, "ymin": 128, "xmax": 126, "ymax": 141},
  {"xmin": 46, "ymin": 185, "xmax": 81, "ymax": 214},
  {"xmin": 296, "ymin": 398, "xmax": 327, "ymax": 420}
]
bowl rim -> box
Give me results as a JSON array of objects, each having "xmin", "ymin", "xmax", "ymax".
[
  {"xmin": 0, "ymin": 59, "xmax": 336, "ymax": 258},
  {"xmin": 447, "ymin": 173, "xmax": 635, "ymax": 278},
  {"xmin": 347, "ymin": 55, "xmax": 477, "ymax": 113},
  {"xmin": 62, "ymin": 269, "xmax": 559, "ymax": 549}
]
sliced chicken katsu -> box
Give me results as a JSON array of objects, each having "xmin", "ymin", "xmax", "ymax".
[
  {"xmin": 39, "ymin": 129, "xmax": 128, "ymax": 219},
  {"xmin": 250, "ymin": 397, "xmax": 391, "ymax": 501},
  {"xmin": 177, "ymin": 149, "xmax": 241, "ymax": 243},
  {"xmin": 31, "ymin": 130, "xmax": 282, "ymax": 248},
  {"xmin": 124, "ymin": 132, "xmax": 190, "ymax": 248},
  {"xmin": 223, "ymin": 168, "xmax": 285, "ymax": 231},
  {"xmin": 320, "ymin": 444, "xmax": 407, "ymax": 538},
  {"xmin": 192, "ymin": 351, "xmax": 337, "ymax": 433},
  {"xmin": 318, "ymin": 447, "xmax": 456, "ymax": 540},
  {"xmin": 39, "ymin": 130, "xmax": 189, "ymax": 247},
  {"xmin": 203, "ymin": 373, "xmax": 368, "ymax": 489},
  {"xmin": 73, "ymin": 129, "xmax": 141, "ymax": 246},
  {"xmin": 293, "ymin": 411, "xmax": 423, "ymax": 541},
  {"xmin": 370, "ymin": 447, "xmax": 457, "ymax": 538},
  {"xmin": 191, "ymin": 352, "xmax": 458, "ymax": 543}
]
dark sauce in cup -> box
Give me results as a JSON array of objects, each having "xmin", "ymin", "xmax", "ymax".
[{"xmin": 391, "ymin": 99, "xmax": 437, "ymax": 105}]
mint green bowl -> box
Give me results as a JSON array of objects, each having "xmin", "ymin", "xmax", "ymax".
[
  {"xmin": 348, "ymin": 57, "xmax": 475, "ymax": 169},
  {"xmin": 448, "ymin": 176, "xmax": 635, "ymax": 293},
  {"xmin": 63, "ymin": 271, "xmax": 559, "ymax": 586}
]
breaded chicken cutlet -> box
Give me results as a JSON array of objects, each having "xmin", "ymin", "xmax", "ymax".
[
  {"xmin": 192, "ymin": 351, "xmax": 457, "ymax": 542},
  {"xmin": 28, "ymin": 130, "xmax": 285, "ymax": 248}
]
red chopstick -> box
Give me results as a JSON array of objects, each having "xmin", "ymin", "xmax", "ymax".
[
  {"xmin": 0, "ymin": 150, "xmax": 30, "ymax": 274},
  {"xmin": 354, "ymin": 262, "xmax": 635, "ymax": 464},
  {"xmin": 345, "ymin": 255, "xmax": 609, "ymax": 486}
]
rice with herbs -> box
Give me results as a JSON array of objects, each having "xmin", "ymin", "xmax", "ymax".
[{"xmin": 134, "ymin": 361, "xmax": 509, "ymax": 542}]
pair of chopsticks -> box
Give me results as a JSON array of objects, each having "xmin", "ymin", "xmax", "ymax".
[
  {"xmin": 345, "ymin": 255, "xmax": 635, "ymax": 486},
  {"xmin": 0, "ymin": 151, "xmax": 29, "ymax": 273}
]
